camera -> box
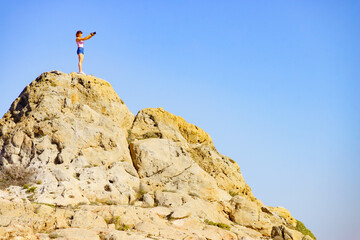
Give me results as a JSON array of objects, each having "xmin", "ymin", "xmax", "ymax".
[{"xmin": 91, "ymin": 32, "xmax": 96, "ymax": 35}]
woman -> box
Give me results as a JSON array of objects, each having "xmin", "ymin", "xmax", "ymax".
[{"xmin": 76, "ymin": 31, "xmax": 95, "ymax": 74}]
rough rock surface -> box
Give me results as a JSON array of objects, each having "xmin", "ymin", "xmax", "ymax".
[
  {"xmin": 130, "ymin": 108, "xmax": 253, "ymax": 198},
  {"xmin": 0, "ymin": 71, "xmax": 315, "ymax": 240}
]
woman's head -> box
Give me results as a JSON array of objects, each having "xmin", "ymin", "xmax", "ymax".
[{"xmin": 76, "ymin": 31, "xmax": 82, "ymax": 37}]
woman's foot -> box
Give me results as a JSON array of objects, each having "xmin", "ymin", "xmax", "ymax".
[{"xmin": 78, "ymin": 71, "xmax": 85, "ymax": 74}]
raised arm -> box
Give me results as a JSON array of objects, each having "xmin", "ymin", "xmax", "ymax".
[{"xmin": 76, "ymin": 34, "xmax": 94, "ymax": 41}]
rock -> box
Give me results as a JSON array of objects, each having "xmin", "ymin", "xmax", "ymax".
[
  {"xmin": 0, "ymin": 71, "xmax": 135, "ymax": 206},
  {"xmin": 155, "ymin": 190, "xmax": 183, "ymax": 207},
  {"xmin": 130, "ymin": 108, "xmax": 213, "ymax": 145},
  {"xmin": 108, "ymin": 223, "xmax": 115, "ymax": 230},
  {"xmin": 269, "ymin": 206, "xmax": 297, "ymax": 228},
  {"xmin": 302, "ymin": 236, "xmax": 314, "ymax": 240},
  {"xmin": 53, "ymin": 208, "xmax": 70, "ymax": 229},
  {"xmin": 170, "ymin": 207, "xmax": 191, "ymax": 219},
  {"xmin": 130, "ymin": 108, "xmax": 254, "ymax": 199},
  {"xmin": 150, "ymin": 206, "xmax": 172, "ymax": 218},
  {"xmin": 134, "ymin": 221, "xmax": 160, "ymax": 235},
  {"xmin": 130, "ymin": 138, "xmax": 221, "ymax": 201},
  {"xmin": 71, "ymin": 210, "xmax": 107, "ymax": 229},
  {"xmin": 240, "ymin": 237, "xmax": 252, "ymax": 240},
  {"xmin": 183, "ymin": 237, "xmax": 198, "ymax": 240},
  {"xmin": 230, "ymin": 225, "xmax": 263, "ymax": 240},
  {"xmin": 50, "ymin": 228, "xmax": 100, "ymax": 240},
  {"xmin": 104, "ymin": 230, "xmax": 153, "ymax": 240},
  {"xmin": 0, "ymin": 71, "xmax": 314, "ymax": 240},
  {"xmin": 0, "ymin": 198, "xmax": 28, "ymax": 226},
  {"xmin": 229, "ymin": 195, "xmax": 259, "ymax": 228},
  {"xmin": 0, "ymin": 224, "xmax": 38, "ymax": 240},
  {"xmin": 142, "ymin": 193, "xmax": 154, "ymax": 207},
  {"xmin": 171, "ymin": 217, "xmax": 237, "ymax": 240},
  {"xmin": 182, "ymin": 197, "xmax": 230, "ymax": 224},
  {"xmin": 271, "ymin": 225, "xmax": 306, "ymax": 240}
]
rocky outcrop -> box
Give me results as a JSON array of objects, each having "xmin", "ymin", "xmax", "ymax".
[
  {"xmin": 0, "ymin": 71, "xmax": 315, "ymax": 240},
  {"xmin": 130, "ymin": 108, "xmax": 253, "ymax": 198},
  {"xmin": 0, "ymin": 71, "xmax": 136, "ymax": 206}
]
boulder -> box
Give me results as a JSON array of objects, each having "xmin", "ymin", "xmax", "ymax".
[
  {"xmin": 0, "ymin": 71, "xmax": 135, "ymax": 206},
  {"xmin": 130, "ymin": 108, "xmax": 254, "ymax": 199},
  {"xmin": 50, "ymin": 228, "xmax": 100, "ymax": 240},
  {"xmin": 271, "ymin": 225, "xmax": 306, "ymax": 240},
  {"xmin": 229, "ymin": 195, "xmax": 259, "ymax": 228},
  {"xmin": 169, "ymin": 207, "xmax": 191, "ymax": 219},
  {"xmin": 269, "ymin": 206, "xmax": 297, "ymax": 228},
  {"xmin": 71, "ymin": 210, "xmax": 107, "ymax": 229},
  {"xmin": 130, "ymin": 138, "xmax": 221, "ymax": 201}
]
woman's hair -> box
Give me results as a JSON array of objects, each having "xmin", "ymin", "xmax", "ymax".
[{"xmin": 76, "ymin": 31, "xmax": 82, "ymax": 37}]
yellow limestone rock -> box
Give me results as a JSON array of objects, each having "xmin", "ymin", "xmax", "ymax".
[
  {"xmin": 130, "ymin": 107, "xmax": 254, "ymax": 198},
  {"xmin": 0, "ymin": 71, "xmax": 313, "ymax": 240},
  {"xmin": 0, "ymin": 71, "xmax": 137, "ymax": 206},
  {"xmin": 130, "ymin": 107, "xmax": 212, "ymax": 144},
  {"xmin": 269, "ymin": 206, "xmax": 297, "ymax": 228}
]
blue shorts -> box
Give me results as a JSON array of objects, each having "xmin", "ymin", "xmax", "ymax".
[{"xmin": 77, "ymin": 47, "xmax": 84, "ymax": 55}]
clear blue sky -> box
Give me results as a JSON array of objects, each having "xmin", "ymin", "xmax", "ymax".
[{"xmin": 1, "ymin": 1, "xmax": 359, "ymax": 239}]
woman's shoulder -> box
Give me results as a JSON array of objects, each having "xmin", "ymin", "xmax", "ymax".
[{"xmin": 76, "ymin": 37, "xmax": 81, "ymax": 42}]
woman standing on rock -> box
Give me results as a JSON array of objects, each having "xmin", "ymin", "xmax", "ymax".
[{"xmin": 76, "ymin": 30, "xmax": 96, "ymax": 74}]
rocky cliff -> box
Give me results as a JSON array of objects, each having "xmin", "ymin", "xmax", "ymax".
[{"xmin": 0, "ymin": 71, "xmax": 315, "ymax": 240}]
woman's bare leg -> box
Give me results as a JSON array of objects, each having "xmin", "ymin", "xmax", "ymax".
[{"xmin": 78, "ymin": 53, "xmax": 84, "ymax": 72}]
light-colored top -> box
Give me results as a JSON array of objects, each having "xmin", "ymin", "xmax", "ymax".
[{"xmin": 76, "ymin": 40, "xmax": 84, "ymax": 48}]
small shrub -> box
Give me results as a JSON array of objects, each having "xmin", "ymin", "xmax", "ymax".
[
  {"xmin": 139, "ymin": 188, "xmax": 147, "ymax": 195},
  {"xmin": 228, "ymin": 158, "xmax": 236, "ymax": 163},
  {"xmin": 49, "ymin": 232, "xmax": 60, "ymax": 239},
  {"xmin": 296, "ymin": 220, "xmax": 316, "ymax": 240},
  {"xmin": 113, "ymin": 216, "xmax": 121, "ymax": 225},
  {"xmin": 229, "ymin": 190, "xmax": 239, "ymax": 197},
  {"xmin": 34, "ymin": 202, "xmax": 56, "ymax": 208},
  {"xmin": 28, "ymin": 193, "xmax": 35, "ymax": 201},
  {"xmin": 106, "ymin": 215, "xmax": 130, "ymax": 231},
  {"xmin": 99, "ymin": 233, "xmax": 106, "ymax": 240},
  {"xmin": 162, "ymin": 189, "xmax": 176, "ymax": 193},
  {"xmin": 77, "ymin": 202, "xmax": 87, "ymax": 206},
  {"xmin": 127, "ymin": 130, "xmax": 133, "ymax": 144},
  {"xmin": 0, "ymin": 166, "xmax": 35, "ymax": 189},
  {"xmin": 104, "ymin": 217, "xmax": 112, "ymax": 225},
  {"xmin": 117, "ymin": 223, "xmax": 130, "ymax": 231},
  {"xmin": 105, "ymin": 200, "xmax": 117, "ymax": 205},
  {"xmin": 142, "ymin": 132, "xmax": 161, "ymax": 139},
  {"xmin": 27, "ymin": 186, "xmax": 37, "ymax": 193},
  {"xmin": 204, "ymin": 219, "xmax": 231, "ymax": 231}
]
